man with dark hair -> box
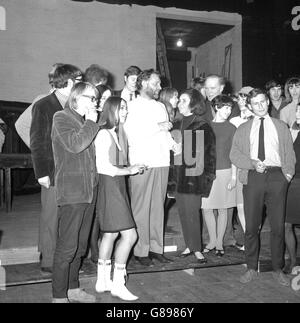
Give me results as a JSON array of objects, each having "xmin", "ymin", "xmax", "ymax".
[
  {"xmin": 30, "ymin": 64, "xmax": 83, "ymax": 272},
  {"xmin": 265, "ymin": 80, "xmax": 287, "ymax": 119},
  {"xmin": 84, "ymin": 64, "xmax": 109, "ymax": 86},
  {"xmin": 15, "ymin": 63, "xmax": 64, "ymax": 148},
  {"xmin": 230, "ymin": 88, "xmax": 295, "ymax": 286},
  {"xmin": 114, "ymin": 65, "xmax": 141, "ymax": 102},
  {"xmin": 124, "ymin": 69, "xmax": 178, "ymax": 266}
]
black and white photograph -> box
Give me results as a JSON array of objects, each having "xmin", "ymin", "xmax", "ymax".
[{"xmin": 0, "ymin": 0, "xmax": 300, "ymax": 307}]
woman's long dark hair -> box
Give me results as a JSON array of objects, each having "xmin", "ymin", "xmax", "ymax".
[{"xmin": 99, "ymin": 96, "xmax": 125, "ymax": 129}]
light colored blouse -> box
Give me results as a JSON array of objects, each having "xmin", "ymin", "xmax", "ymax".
[{"xmin": 94, "ymin": 128, "xmax": 122, "ymax": 177}]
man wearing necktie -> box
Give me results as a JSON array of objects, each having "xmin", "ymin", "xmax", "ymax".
[
  {"xmin": 230, "ymin": 88, "xmax": 296, "ymax": 287},
  {"xmin": 114, "ymin": 65, "xmax": 141, "ymax": 103}
]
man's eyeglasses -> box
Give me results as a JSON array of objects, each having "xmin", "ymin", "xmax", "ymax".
[{"xmin": 81, "ymin": 94, "xmax": 98, "ymax": 102}]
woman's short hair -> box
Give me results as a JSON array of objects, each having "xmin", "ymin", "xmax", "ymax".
[
  {"xmin": 99, "ymin": 96, "xmax": 126, "ymax": 129},
  {"xmin": 211, "ymin": 94, "xmax": 234, "ymax": 112},
  {"xmin": 67, "ymin": 82, "xmax": 99, "ymax": 111},
  {"xmin": 284, "ymin": 77, "xmax": 300, "ymax": 103},
  {"xmin": 180, "ymin": 88, "xmax": 206, "ymax": 115}
]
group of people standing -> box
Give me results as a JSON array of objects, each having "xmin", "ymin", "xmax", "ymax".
[{"xmin": 14, "ymin": 63, "xmax": 300, "ymax": 303}]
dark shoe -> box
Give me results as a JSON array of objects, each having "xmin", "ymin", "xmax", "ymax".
[
  {"xmin": 215, "ymin": 249, "xmax": 225, "ymax": 257},
  {"xmin": 135, "ymin": 256, "xmax": 154, "ymax": 267},
  {"xmin": 272, "ymin": 270, "xmax": 290, "ymax": 287},
  {"xmin": 41, "ymin": 266, "xmax": 53, "ymax": 273},
  {"xmin": 203, "ymin": 247, "xmax": 215, "ymax": 253},
  {"xmin": 240, "ymin": 269, "xmax": 258, "ymax": 283},
  {"xmin": 149, "ymin": 252, "xmax": 173, "ymax": 263}
]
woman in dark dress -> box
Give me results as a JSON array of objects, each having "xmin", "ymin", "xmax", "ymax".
[
  {"xmin": 174, "ymin": 88, "xmax": 216, "ymax": 262},
  {"xmin": 285, "ymin": 103, "xmax": 300, "ymax": 274},
  {"xmin": 94, "ymin": 96, "xmax": 145, "ymax": 301}
]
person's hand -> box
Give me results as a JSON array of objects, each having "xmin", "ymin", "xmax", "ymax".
[
  {"xmin": 128, "ymin": 164, "xmax": 147, "ymax": 175},
  {"xmin": 172, "ymin": 142, "xmax": 182, "ymax": 156},
  {"xmin": 85, "ymin": 107, "xmax": 98, "ymax": 123},
  {"xmin": 227, "ymin": 177, "xmax": 237, "ymax": 191},
  {"xmin": 38, "ymin": 176, "xmax": 50, "ymax": 189},
  {"xmin": 158, "ymin": 121, "xmax": 173, "ymax": 131},
  {"xmin": 251, "ymin": 159, "xmax": 266, "ymax": 173}
]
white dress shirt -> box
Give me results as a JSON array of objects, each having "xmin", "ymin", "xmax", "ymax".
[
  {"xmin": 123, "ymin": 96, "xmax": 174, "ymax": 168},
  {"xmin": 250, "ymin": 114, "xmax": 281, "ymax": 166},
  {"xmin": 120, "ymin": 87, "xmax": 137, "ymax": 103}
]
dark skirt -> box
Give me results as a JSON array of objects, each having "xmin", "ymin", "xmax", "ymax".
[
  {"xmin": 97, "ymin": 174, "xmax": 136, "ymax": 232},
  {"xmin": 286, "ymin": 177, "xmax": 300, "ymax": 224}
]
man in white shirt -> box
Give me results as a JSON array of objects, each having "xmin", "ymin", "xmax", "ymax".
[
  {"xmin": 230, "ymin": 88, "xmax": 295, "ymax": 287},
  {"xmin": 124, "ymin": 69, "xmax": 175, "ymax": 266}
]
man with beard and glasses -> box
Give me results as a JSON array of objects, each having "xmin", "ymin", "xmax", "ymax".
[{"xmin": 124, "ymin": 69, "xmax": 180, "ymax": 266}]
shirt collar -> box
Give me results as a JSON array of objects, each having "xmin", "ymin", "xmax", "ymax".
[{"xmin": 254, "ymin": 114, "xmax": 270, "ymax": 121}]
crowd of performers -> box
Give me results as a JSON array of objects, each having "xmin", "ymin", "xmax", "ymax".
[{"xmin": 13, "ymin": 63, "xmax": 300, "ymax": 302}]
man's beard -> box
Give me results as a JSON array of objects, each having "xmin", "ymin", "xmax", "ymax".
[{"xmin": 145, "ymin": 87, "xmax": 158, "ymax": 99}]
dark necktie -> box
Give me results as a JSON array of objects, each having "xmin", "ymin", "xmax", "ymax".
[
  {"xmin": 129, "ymin": 93, "xmax": 133, "ymax": 101},
  {"xmin": 258, "ymin": 117, "xmax": 265, "ymax": 161}
]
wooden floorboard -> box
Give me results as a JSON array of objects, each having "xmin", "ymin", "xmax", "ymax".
[{"xmin": 1, "ymin": 265, "xmax": 300, "ymax": 303}]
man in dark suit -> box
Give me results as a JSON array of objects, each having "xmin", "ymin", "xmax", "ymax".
[
  {"xmin": 114, "ymin": 65, "xmax": 141, "ymax": 102},
  {"xmin": 230, "ymin": 88, "xmax": 296, "ymax": 286},
  {"xmin": 30, "ymin": 64, "xmax": 82, "ymax": 272}
]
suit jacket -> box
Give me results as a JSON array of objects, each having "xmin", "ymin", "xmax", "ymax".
[
  {"xmin": 230, "ymin": 116, "xmax": 296, "ymax": 184},
  {"xmin": 51, "ymin": 106, "xmax": 100, "ymax": 206},
  {"xmin": 174, "ymin": 114, "xmax": 216, "ymax": 196},
  {"xmin": 30, "ymin": 92, "xmax": 63, "ymax": 185}
]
